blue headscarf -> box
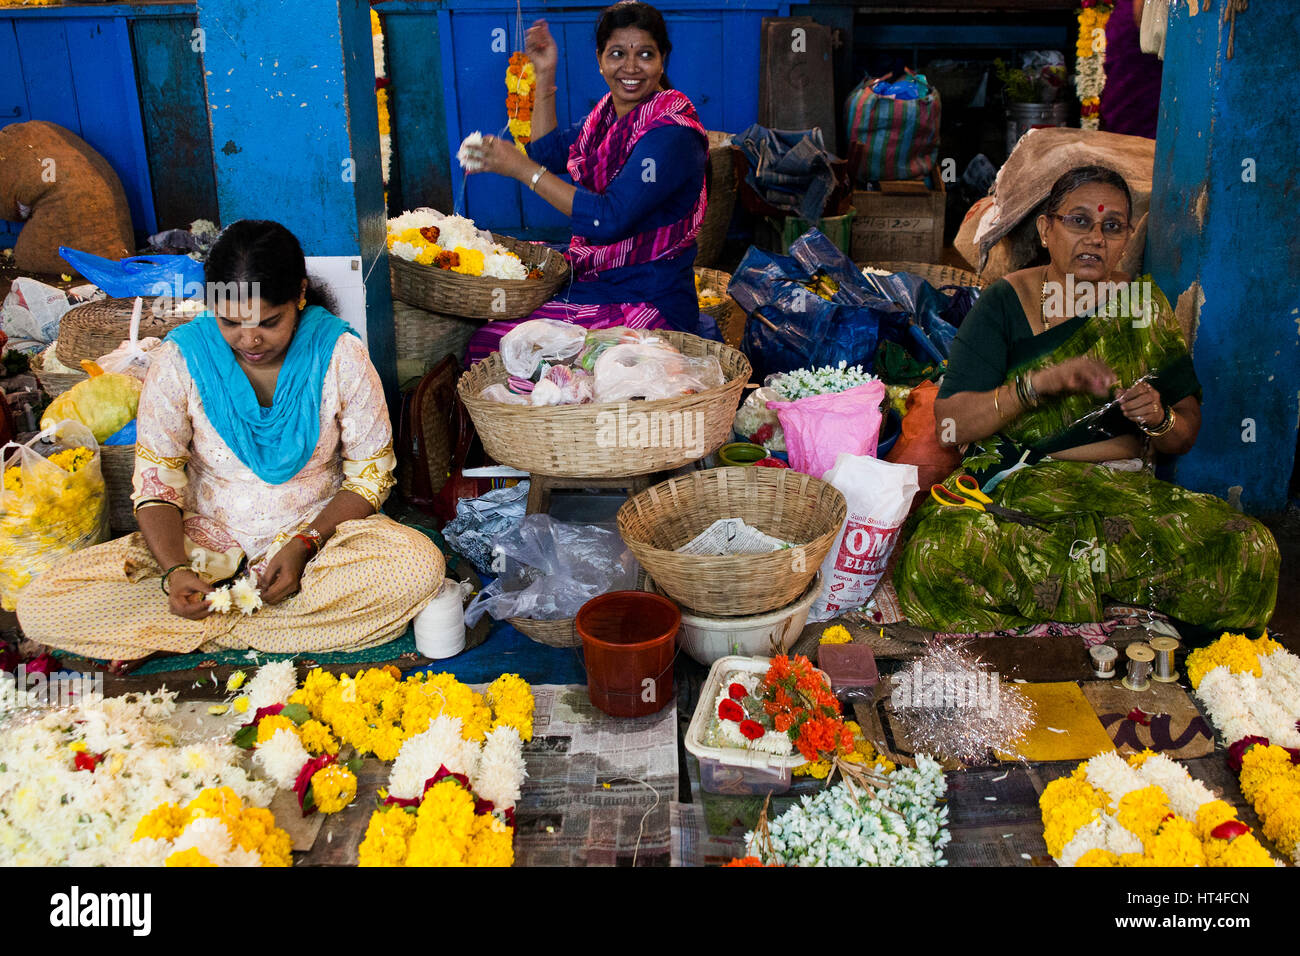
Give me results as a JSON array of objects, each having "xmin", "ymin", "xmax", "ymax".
[{"xmin": 167, "ymin": 305, "xmax": 359, "ymax": 485}]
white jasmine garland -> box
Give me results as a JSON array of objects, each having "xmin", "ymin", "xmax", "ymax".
[
  {"xmin": 746, "ymin": 755, "xmax": 950, "ymax": 867},
  {"xmin": 768, "ymin": 362, "xmax": 878, "ymax": 401},
  {"xmin": 252, "ymin": 728, "xmax": 310, "ymax": 790}
]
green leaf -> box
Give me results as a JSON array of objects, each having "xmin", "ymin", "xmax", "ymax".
[
  {"xmin": 280, "ymin": 703, "xmax": 311, "ymax": 726},
  {"xmin": 345, "ymin": 758, "xmax": 363, "ymax": 775},
  {"xmin": 232, "ymin": 723, "xmax": 259, "ymax": 750}
]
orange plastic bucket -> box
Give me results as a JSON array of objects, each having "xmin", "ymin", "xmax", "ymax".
[{"xmin": 576, "ymin": 591, "xmax": 680, "ymax": 718}]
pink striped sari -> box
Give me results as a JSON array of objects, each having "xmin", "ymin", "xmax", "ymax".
[{"xmin": 466, "ymin": 90, "xmax": 707, "ymax": 366}]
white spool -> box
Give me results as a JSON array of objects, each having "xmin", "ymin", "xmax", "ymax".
[{"xmin": 414, "ymin": 579, "xmax": 470, "ymax": 659}]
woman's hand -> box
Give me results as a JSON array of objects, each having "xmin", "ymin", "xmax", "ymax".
[
  {"xmin": 1038, "ymin": 357, "xmax": 1118, "ymax": 398},
  {"xmin": 463, "ymin": 135, "xmax": 533, "ymax": 181},
  {"xmin": 258, "ymin": 540, "xmax": 311, "ymax": 606},
  {"xmin": 167, "ymin": 569, "xmax": 214, "ymax": 621},
  {"xmin": 1118, "ymin": 378, "xmax": 1165, "ymax": 430},
  {"xmin": 525, "ymin": 19, "xmax": 559, "ymax": 76}
]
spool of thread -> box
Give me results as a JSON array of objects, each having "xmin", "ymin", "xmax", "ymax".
[
  {"xmin": 1089, "ymin": 644, "xmax": 1118, "ymax": 679},
  {"xmin": 414, "ymin": 579, "xmax": 468, "ymax": 659},
  {"xmin": 1150, "ymin": 636, "xmax": 1180, "ymax": 683},
  {"xmin": 1122, "ymin": 643, "xmax": 1155, "ymax": 692}
]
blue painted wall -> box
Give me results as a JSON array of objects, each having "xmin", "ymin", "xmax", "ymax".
[
  {"xmin": 1145, "ymin": 2, "xmax": 1300, "ymax": 514},
  {"xmin": 195, "ymin": 0, "xmax": 395, "ymax": 398}
]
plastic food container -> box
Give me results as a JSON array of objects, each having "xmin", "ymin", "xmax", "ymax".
[
  {"xmin": 652, "ymin": 574, "xmax": 821, "ymax": 666},
  {"xmin": 684, "ymin": 655, "xmax": 824, "ymax": 795},
  {"xmin": 817, "ymin": 643, "xmax": 879, "ymax": 703}
]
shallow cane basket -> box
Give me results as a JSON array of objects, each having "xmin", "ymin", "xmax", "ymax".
[
  {"xmin": 99, "ymin": 444, "xmax": 138, "ymax": 534},
  {"xmin": 694, "ymin": 267, "xmax": 746, "ymax": 348},
  {"xmin": 506, "ymin": 616, "xmax": 580, "ymax": 648},
  {"xmin": 56, "ymin": 298, "xmax": 197, "ymax": 368},
  {"xmin": 389, "ymin": 234, "xmax": 569, "ymax": 320},
  {"xmin": 458, "ymin": 330, "xmax": 750, "ymax": 478},
  {"xmin": 617, "ymin": 467, "xmax": 846, "ymax": 617}
]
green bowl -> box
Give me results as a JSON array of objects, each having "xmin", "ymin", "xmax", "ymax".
[{"xmin": 717, "ymin": 442, "xmax": 769, "ymax": 466}]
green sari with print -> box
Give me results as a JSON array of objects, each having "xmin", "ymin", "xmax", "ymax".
[{"xmin": 895, "ymin": 277, "xmax": 1279, "ymax": 635}]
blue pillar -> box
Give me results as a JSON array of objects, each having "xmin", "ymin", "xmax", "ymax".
[
  {"xmin": 1145, "ymin": 2, "xmax": 1300, "ymax": 515},
  {"xmin": 195, "ymin": 0, "xmax": 395, "ymax": 401}
]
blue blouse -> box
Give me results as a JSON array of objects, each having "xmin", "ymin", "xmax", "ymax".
[{"xmin": 526, "ymin": 123, "xmax": 708, "ymax": 334}]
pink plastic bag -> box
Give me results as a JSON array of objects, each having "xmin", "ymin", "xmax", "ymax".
[{"xmin": 766, "ymin": 381, "xmax": 886, "ymax": 478}]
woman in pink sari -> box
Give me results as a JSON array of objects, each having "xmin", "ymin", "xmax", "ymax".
[{"xmin": 462, "ymin": 2, "xmax": 714, "ymax": 365}]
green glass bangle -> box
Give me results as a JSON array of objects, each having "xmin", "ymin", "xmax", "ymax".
[{"xmin": 160, "ymin": 564, "xmax": 190, "ymax": 596}]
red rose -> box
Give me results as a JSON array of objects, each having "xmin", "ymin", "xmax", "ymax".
[
  {"xmin": 1210, "ymin": 820, "xmax": 1251, "ymax": 841},
  {"xmin": 718, "ymin": 699, "xmax": 745, "ymax": 722},
  {"xmin": 739, "ymin": 720, "xmax": 765, "ymax": 741},
  {"xmin": 753, "ymin": 457, "xmax": 789, "ymax": 468},
  {"xmin": 1126, "ymin": 707, "xmax": 1152, "ymax": 726},
  {"xmin": 728, "ymin": 682, "xmax": 748, "ymax": 700},
  {"xmin": 293, "ymin": 753, "xmax": 337, "ymax": 815},
  {"xmin": 753, "ymin": 423, "xmax": 774, "ymax": 444}
]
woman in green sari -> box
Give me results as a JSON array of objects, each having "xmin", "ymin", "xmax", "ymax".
[{"xmin": 896, "ymin": 165, "xmax": 1278, "ymax": 639}]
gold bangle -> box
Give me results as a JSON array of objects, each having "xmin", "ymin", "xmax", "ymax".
[
  {"xmin": 993, "ymin": 385, "xmax": 1004, "ymax": 421},
  {"xmin": 1142, "ymin": 407, "xmax": 1177, "ymax": 438}
]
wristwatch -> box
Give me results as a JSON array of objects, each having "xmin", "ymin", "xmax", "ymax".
[{"xmin": 528, "ymin": 165, "xmax": 546, "ymax": 191}]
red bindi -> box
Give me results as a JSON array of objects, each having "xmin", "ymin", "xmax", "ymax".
[{"xmin": 1097, "ymin": 204, "xmax": 1105, "ymax": 212}]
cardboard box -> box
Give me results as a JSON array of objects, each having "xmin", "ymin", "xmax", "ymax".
[{"xmin": 850, "ymin": 178, "xmax": 946, "ymax": 265}]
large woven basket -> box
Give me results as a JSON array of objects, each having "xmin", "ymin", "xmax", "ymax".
[
  {"xmin": 57, "ymin": 298, "xmax": 197, "ymax": 368},
  {"xmin": 864, "ymin": 260, "xmax": 987, "ymax": 289},
  {"xmin": 458, "ymin": 330, "xmax": 750, "ymax": 478},
  {"xmin": 695, "ymin": 131, "xmax": 737, "ymax": 268},
  {"xmin": 389, "ymin": 234, "xmax": 569, "ymax": 320},
  {"xmin": 393, "ymin": 302, "xmax": 478, "ymax": 368},
  {"xmin": 35, "ymin": 369, "xmax": 89, "ymax": 397},
  {"xmin": 507, "ymin": 616, "xmax": 579, "ymax": 648},
  {"xmin": 100, "ymin": 444, "xmax": 138, "ymax": 534},
  {"xmin": 617, "ymin": 467, "xmax": 846, "ymax": 617},
  {"xmin": 694, "ymin": 267, "xmax": 746, "ymax": 348}
]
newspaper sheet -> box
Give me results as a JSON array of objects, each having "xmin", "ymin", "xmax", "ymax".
[
  {"xmin": 514, "ymin": 685, "xmax": 679, "ymax": 867},
  {"xmin": 675, "ymin": 517, "xmax": 790, "ymax": 556}
]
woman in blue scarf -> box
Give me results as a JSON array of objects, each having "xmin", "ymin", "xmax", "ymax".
[{"xmin": 18, "ymin": 221, "xmax": 447, "ymax": 666}]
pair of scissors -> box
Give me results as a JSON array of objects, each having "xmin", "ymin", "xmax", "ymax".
[{"xmin": 930, "ymin": 475, "xmax": 1051, "ymax": 531}]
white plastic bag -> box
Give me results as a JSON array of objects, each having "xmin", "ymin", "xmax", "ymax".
[
  {"xmin": 531, "ymin": 364, "xmax": 594, "ymax": 406},
  {"xmin": 93, "ymin": 297, "xmax": 161, "ymax": 381},
  {"xmin": 592, "ymin": 343, "xmax": 724, "ymax": 403},
  {"xmin": 808, "ymin": 454, "xmax": 919, "ymax": 622},
  {"xmin": 499, "ymin": 319, "xmax": 587, "ymax": 378},
  {"xmin": 0, "ymin": 279, "xmax": 99, "ymax": 351}
]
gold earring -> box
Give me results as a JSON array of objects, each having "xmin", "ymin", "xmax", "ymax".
[{"xmin": 299, "ymin": 295, "xmax": 307, "ymax": 309}]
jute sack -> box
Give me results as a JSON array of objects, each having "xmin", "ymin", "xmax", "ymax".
[{"xmin": 0, "ymin": 121, "xmax": 134, "ymax": 276}]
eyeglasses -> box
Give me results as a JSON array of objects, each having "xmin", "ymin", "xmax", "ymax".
[{"xmin": 1050, "ymin": 214, "xmax": 1132, "ymax": 238}]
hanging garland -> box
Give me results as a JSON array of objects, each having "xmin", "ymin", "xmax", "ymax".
[
  {"xmin": 372, "ymin": 9, "xmax": 392, "ymax": 187},
  {"xmin": 1075, "ymin": 2, "xmax": 1114, "ymax": 130},
  {"xmin": 506, "ymin": 52, "xmax": 536, "ymax": 153}
]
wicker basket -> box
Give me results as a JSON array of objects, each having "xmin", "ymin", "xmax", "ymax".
[
  {"xmin": 393, "ymin": 302, "xmax": 478, "ymax": 368},
  {"xmin": 617, "ymin": 467, "xmax": 846, "ymax": 617},
  {"xmin": 864, "ymin": 260, "xmax": 987, "ymax": 289},
  {"xmin": 695, "ymin": 131, "xmax": 737, "ymax": 268},
  {"xmin": 507, "ymin": 616, "xmax": 580, "ymax": 648},
  {"xmin": 35, "ymin": 369, "xmax": 89, "ymax": 397},
  {"xmin": 694, "ymin": 267, "xmax": 746, "ymax": 348},
  {"xmin": 56, "ymin": 298, "xmax": 197, "ymax": 368},
  {"xmin": 389, "ymin": 234, "xmax": 569, "ymax": 320},
  {"xmin": 100, "ymin": 444, "xmax": 138, "ymax": 534},
  {"xmin": 458, "ymin": 330, "xmax": 750, "ymax": 478}
]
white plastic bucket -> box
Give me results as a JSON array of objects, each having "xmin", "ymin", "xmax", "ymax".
[{"xmin": 652, "ymin": 573, "xmax": 821, "ymax": 666}]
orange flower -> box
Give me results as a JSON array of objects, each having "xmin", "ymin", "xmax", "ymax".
[{"xmin": 774, "ymin": 712, "xmax": 794, "ymax": 733}]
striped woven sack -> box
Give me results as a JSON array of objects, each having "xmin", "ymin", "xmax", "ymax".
[{"xmin": 844, "ymin": 80, "xmax": 942, "ymax": 185}]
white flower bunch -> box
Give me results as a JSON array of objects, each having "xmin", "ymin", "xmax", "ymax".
[
  {"xmin": 238, "ymin": 661, "xmax": 298, "ymax": 721},
  {"xmin": 472, "ymin": 726, "xmax": 527, "ymax": 811},
  {"xmin": 705, "ymin": 670, "xmax": 791, "ymax": 756},
  {"xmin": 127, "ymin": 817, "xmax": 263, "ymax": 868},
  {"xmin": 387, "ymin": 715, "xmax": 529, "ymax": 812},
  {"xmin": 252, "ymin": 728, "xmax": 311, "ymax": 790},
  {"xmin": 386, "ymin": 208, "xmax": 529, "ymax": 279},
  {"xmin": 1194, "ymin": 651, "xmax": 1300, "ymax": 749},
  {"xmin": 205, "ymin": 576, "xmax": 262, "ymax": 616},
  {"xmin": 768, "ymin": 361, "xmax": 879, "ymax": 401},
  {"xmin": 746, "ymin": 755, "xmax": 950, "ymax": 867},
  {"xmin": 0, "ymin": 691, "xmax": 272, "ymax": 866}
]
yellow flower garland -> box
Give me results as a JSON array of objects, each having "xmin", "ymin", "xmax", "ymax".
[
  {"xmin": 1239, "ymin": 744, "xmax": 1300, "ymax": 860},
  {"xmin": 310, "ymin": 764, "xmax": 358, "ymax": 815},
  {"xmin": 133, "ymin": 787, "xmax": 292, "ymax": 867},
  {"xmin": 1185, "ymin": 632, "xmax": 1282, "ymax": 689}
]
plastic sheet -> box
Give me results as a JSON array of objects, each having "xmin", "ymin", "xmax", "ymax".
[
  {"xmin": 463, "ymin": 515, "xmax": 639, "ymax": 625},
  {"xmin": 0, "ymin": 421, "xmax": 109, "ymax": 611},
  {"xmin": 530, "ymin": 364, "xmax": 594, "ymax": 406},
  {"xmin": 40, "ymin": 371, "xmax": 142, "ymax": 444},
  {"xmin": 575, "ymin": 326, "xmax": 662, "ymax": 373},
  {"xmin": 57, "ymin": 248, "xmax": 204, "ymax": 300},
  {"xmin": 499, "ymin": 319, "xmax": 587, "ymax": 379},
  {"xmin": 592, "ymin": 343, "xmax": 724, "ymax": 403},
  {"xmin": 442, "ymin": 482, "xmax": 531, "ymax": 575},
  {"xmin": 766, "ymin": 380, "xmax": 887, "ymax": 479}
]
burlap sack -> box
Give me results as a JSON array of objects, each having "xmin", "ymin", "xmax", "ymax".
[
  {"xmin": 0, "ymin": 121, "xmax": 134, "ymax": 276},
  {"xmin": 954, "ymin": 127, "xmax": 1155, "ymax": 283}
]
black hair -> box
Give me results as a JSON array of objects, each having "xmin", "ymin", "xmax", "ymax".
[
  {"xmin": 596, "ymin": 2, "xmax": 673, "ymax": 91},
  {"xmin": 1045, "ymin": 165, "xmax": 1134, "ymax": 219},
  {"xmin": 203, "ymin": 219, "xmax": 337, "ymax": 313}
]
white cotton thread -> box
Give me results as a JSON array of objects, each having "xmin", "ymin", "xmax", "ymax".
[{"xmin": 414, "ymin": 579, "xmax": 471, "ymax": 659}]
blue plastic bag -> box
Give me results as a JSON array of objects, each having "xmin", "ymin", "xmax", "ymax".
[
  {"xmin": 58, "ymin": 248, "xmax": 205, "ymax": 300},
  {"xmin": 104, "ymin": 419, "xmax": 137, "ymax": 446}
]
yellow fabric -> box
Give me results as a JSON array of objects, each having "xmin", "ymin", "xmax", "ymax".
[
  {"xmin": 998, "ymin": 682, "xmax": 1116, "ymax": 762},
  {"xmin": 15, "ymin": 514, "xmax": 444, "ymax": 661}
]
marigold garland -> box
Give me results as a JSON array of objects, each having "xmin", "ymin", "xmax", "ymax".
[
  {"xmin": 1040, "ymin": 751, "xmax": 1279, "ymax": 867},
  {"xmin": 1074, "ymin": 3, "xmax": 1113, "ymax": 130},
  {"xmin": 131, "ymin": 787, "xmax": 292, "ymax": 868},
  {"xmin": 505, "ymin": 52, "xmax": 535, "ymax": 153}
]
